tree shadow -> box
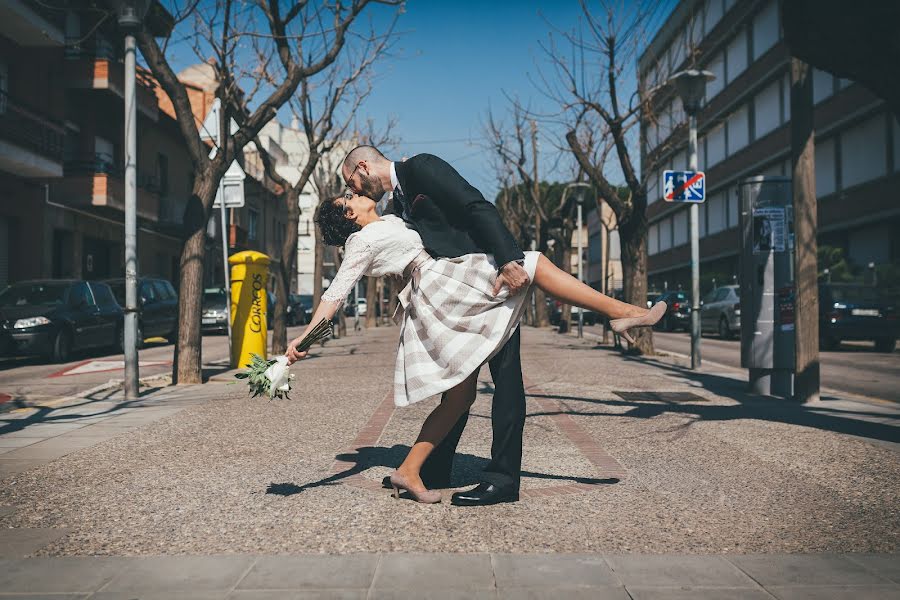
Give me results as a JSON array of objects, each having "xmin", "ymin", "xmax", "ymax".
[
  {"xmin": 266, "ymin": 444, "xmax": 620, "ymax": 496},
  {"xmin": 0, "ymin": 384, "xmax": 174, "ymax": 436},
  {"xmin": 518, "ymin": 348, "xmax": 899, "ymax": 444}
]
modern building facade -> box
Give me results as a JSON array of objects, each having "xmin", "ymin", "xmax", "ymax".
[{"xmin": 639, "ymin": 0, "xmax": 899, "ymax": 294}]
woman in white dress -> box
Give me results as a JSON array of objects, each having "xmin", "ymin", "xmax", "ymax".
[{"xmin": 287, "ymin": 191, "xmax": 666, "ymax": 503}]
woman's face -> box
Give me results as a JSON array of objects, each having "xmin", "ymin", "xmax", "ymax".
[{"xmin": 338, "ymin": 191, "xmax": 375, "ymax": 222}]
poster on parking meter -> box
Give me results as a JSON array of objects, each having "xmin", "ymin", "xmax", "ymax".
[{"xmin": 752, "ymin": 207, "xmax": 786, "ymax": 254}]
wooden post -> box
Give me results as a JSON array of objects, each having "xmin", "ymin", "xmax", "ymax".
[{"xmin": 790, "ymin": 58, "xmax": 820, "ymax": 403}]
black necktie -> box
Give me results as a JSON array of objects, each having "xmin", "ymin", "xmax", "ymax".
[{"xmin": 393, "ymin": 186, "xmax": 408, "ymax": 219}]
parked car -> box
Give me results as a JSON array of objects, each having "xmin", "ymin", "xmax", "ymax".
[
  {"xmin": 201, "ymin": 288, "xmax": 228, "ymax": 334},
  {"xmin": 286, "ymin": 294, "xmax": 307, "ymax": 326},
  {"xmin": 818, "ymin": 283, "xmax": 898, "ymax": 352},
  {"xmin": 700, "ymin": 285, "xmax": 741, "ymax": 339},
  {"xmin": 652, "ymin": 291, "xmax": 691, "ymax": 331},
  {"xmin": 104, "ymin": 277, "xmax": 177, "ymax": 347},
  {"xmin": 0, "ymin": 280, "xmax": 122, "ymax": 362},
  {"xmin": 547, "ymin": 298, "xmax": 597, "ymax": 326}
]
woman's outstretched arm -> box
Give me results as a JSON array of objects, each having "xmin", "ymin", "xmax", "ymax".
[
  {"xmin": 531, "ymin": 253, "xmax": 647, "ymax": 320},
  {"xmin": 285, "ymin": 300, "xmax": 339, "ymax": 364}
]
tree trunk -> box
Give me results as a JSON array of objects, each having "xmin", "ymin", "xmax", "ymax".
[
  {"xmin": 313, "ymin": 217, "xmax": 325, "ymax": 311},
  {"xmin": 618, "ymin": 214, "xmax": 653, "ymax": 355},
  {"xmin": 174, "ymin": 176, "xmax": 217, "ymax": 383},
  {"xmin": 272, "ymin": 187, "xmax": 301, "ymax": 353},
  {"xmin": 365, "ymin": 276, "xmax": 378, "ymax": 328}
]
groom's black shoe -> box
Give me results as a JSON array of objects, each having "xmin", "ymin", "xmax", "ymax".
[
  {"xmin": 381, "ymin": 476, "xmax": 450, "ymax": 490},
  {"xmin": 450, "ymin": 482, "xmax": 519, "ymax": 506}
]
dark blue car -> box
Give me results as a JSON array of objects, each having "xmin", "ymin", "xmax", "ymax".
[{"xmin": 819, "ymin": 283, "xmax": 898, "ymax": 352}]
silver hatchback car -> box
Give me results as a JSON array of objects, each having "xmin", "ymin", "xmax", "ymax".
[{"xmin": 700, "ymin": 285, "xmax": 741, "ymax": 339}]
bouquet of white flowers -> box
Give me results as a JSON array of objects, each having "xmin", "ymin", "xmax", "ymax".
[{"xmin": 234, "ymin": 319, "xmax": 332, "ymax": 399}]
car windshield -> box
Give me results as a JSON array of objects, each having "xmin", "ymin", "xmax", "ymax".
[
  {"xmin": 831, "ymin": 286, "xmax": 881, "ymax": 304},
  {"xmin": 298, "ymin": 295, "xmax": 313, "ymax": 307},
  {"xmin": 203, "ymin": 290, "xmax": 226, "ymax": 303},
  {"xmin": 0, "ymin": 283, "xmax": 69, "ymax": 307}
]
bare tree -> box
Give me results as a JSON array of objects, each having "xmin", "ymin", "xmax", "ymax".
[
  {"xmin": 484, "ymin": 102, "xmax": 552, "ymax": 327},
  {"xmin": 136, "ymin": 0, "xmax": 402, "ymax": 382},
  {"xmin": 542, "ymin": 0, "xmax": 683, "ymax": 354},
  {"xmin": 252, "ymin": 20, "xmax": 399, "ymax": 353},
  {"xmin": 485, "ymin": 101, "xmax": 588, "ymax": 330}
]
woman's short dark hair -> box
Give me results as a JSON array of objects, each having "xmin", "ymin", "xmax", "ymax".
[{"xmin": 314, "ymin": 197, "xmax": 361, "ymax": 247}]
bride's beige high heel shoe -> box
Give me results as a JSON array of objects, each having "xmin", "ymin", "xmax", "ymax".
[
  {"xmin": 610, "ymin": 302, "xmax": 668, "ymax": 344},
  {"xmin": 389, "ymin": 472, "xmax": 442, "ymax": 504}
]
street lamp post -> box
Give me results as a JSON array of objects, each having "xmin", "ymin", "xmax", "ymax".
[
  {"xmin": 114, "ymin": 0, "xmax": 150, "ymax": 400},
  {"xmin": 670, "ymin": 69, "xmax": 714, "ymax": 370},
  {"xmin": 560, "ymin": 182, "xmax": 592, "ymax": 338}
]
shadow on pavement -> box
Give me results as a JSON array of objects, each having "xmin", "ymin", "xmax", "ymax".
[
  {"xmin": 0, "ymin": 384, "xmax": 170, "ymax": 436},
  {"xmin": 517, "ymin": 346, "xmax": 899, "ymax": 445},
  {"xmin": 266, "ymin": 444, "xmax": 620, "ymax": 496}
]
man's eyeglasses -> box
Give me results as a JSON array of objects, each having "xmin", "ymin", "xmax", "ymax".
[{"xmin": 344, "ymin": 162, "xmax": 362, "ymax": 191}]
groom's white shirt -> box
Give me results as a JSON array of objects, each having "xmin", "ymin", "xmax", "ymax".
[{"xmin": 390, "ymin": 161, "xmax": 402, "ymax": 195}]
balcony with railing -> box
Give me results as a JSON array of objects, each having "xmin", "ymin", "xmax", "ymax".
[
  {"xmin": 65, "ymin": 38, "xmax": 160, "ymax": 120},
  {"xmin": 57, "ymin": 154, "xmax": 160, "ymax": 221},
  {"xmin": 0, "ymin": 89, "xmax": 65, "ymax": 178}
]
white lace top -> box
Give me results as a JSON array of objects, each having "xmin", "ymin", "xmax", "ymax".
[{"xmin": 320, "ymin": 214, "xmax": 425, "ymax": 305}]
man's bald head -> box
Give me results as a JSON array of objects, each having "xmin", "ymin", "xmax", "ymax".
[
  {"xmin": 341, "ymin": 145, "xmax": 391, "ymax": 199},
  {"xmin": 342, "ymin": 145, "xmax": 387, "ymax": 173}
]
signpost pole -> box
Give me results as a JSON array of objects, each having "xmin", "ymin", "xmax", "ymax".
[{"xmin": 689, "ymin": 114, "xmax": 701, "ymax": 369}]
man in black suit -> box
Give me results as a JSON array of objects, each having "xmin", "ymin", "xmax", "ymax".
[{"xmin": 341, "ymin": 145, "xmax": 530, "ymax": 506}]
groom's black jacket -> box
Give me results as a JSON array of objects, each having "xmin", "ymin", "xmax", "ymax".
[{"xmin": 391, "ymin": 154, "xmax": 524, "ymax": 269}]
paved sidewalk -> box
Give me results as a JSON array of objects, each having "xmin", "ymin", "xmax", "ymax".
[
  {"xmin": 0, "ymin": 552, "xmax": 898, "ymax": 599},
  {"xmin": 0, "ymin": 326, "xmax": 897, "ymax": 596}
]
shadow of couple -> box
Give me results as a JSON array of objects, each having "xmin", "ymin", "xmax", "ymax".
[{"xmin": 266, "ymin": 444, "xmax": 620, "ymax": 496}]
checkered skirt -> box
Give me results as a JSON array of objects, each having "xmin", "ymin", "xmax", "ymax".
[{"xmin": 393, "ymin": 250, "xmax": 540, "ymax": 406}]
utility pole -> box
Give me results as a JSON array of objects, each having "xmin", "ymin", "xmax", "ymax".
[
  {"xmin": 688, "ymin": 112, "xmax": 701, "ymax": 369},
  {"xmin": 117, "ymin": 2, "xmax": 142, "ymax": 400},
  {"xmin": 670, "ymin": 69, "xmax": 713, "ymax": 370},
  {"xmin": 790, "ymin": 58, "xmax": 820, "ymax": 403},
  {"xmin": 530, "ymin": 119, "xmax": 548, "ymax": 328},
  {"xmin": 531, "ymin": 119, "xmax": 541, "ymax": 260}
]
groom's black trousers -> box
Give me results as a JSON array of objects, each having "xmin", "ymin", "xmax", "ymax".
[{"xmin": 420, "ymin": 327, "xmax": 526, "ymax": 491}]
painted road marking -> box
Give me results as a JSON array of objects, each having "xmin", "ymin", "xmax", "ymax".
[{"xmin": 50, "ymin": 360, "xmax": 171, "ymax": 378}]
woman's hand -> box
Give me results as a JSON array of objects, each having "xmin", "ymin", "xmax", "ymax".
[{"xmin": 285, "ymin": 338, "xmax": 308, "ymax": 365}]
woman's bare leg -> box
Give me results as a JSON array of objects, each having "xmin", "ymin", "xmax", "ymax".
[
  {"xmin": 394, "ymin": 370, "xmax": 479, "ymax": 489},
  {"xmin": 532, "ymin": 254, "xmax": 647, "ymax": 319}
]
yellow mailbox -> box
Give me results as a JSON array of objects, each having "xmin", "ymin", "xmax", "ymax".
[{"xmin": 228, "ymin": 250, "xmax": 271, "ymax": 369}]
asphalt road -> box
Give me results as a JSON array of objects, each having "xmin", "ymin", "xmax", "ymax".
[
  {"xmin": 622, "ymin": 328, "xmax": 900, "ymax": 404},
  {"xmin": 0, "ymin": 325, "xmax": 309, "ymax": 408}
]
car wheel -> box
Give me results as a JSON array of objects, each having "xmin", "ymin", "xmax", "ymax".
[
  {"xmin": 51, "ymin": 329, "xmax": 72, "ymax": 363},
  {"xmin": 718, "ymin": 315, "xmax": 732, "ymax": 340},
  {"xmin": 874, "ymin": 338, "xmax": 896, "ymax": 353}
]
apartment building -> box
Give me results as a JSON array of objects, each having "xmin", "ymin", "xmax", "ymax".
[
  {"xmin": 639, "ymin": 0, "xmax": 900, "ymax": 293},
  {"xmin": 0, "ymin": 0, "xmax": 185, "ymax": 286}
]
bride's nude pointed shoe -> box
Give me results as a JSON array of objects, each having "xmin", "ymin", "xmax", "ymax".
[
  {"xmin": 610, "ymin": 301, "xmax": 668, "ymax": 344},
  {"xmin": 389, "ymin": 472, "xmax": 442, "ymax": 504}
]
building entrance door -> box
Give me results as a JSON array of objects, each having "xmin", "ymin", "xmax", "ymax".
[{"xmin": 82, "ymin": 236, "xmax": 113, "ymax": 279}]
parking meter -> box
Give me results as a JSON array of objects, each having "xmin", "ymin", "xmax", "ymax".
[
  {"xmin": 739, "ymin": 176, "xmax": 795, "ymax": 398},
  {"xmin": 228, "ymin": 250, "xmax": 271, "ymax": 369}
]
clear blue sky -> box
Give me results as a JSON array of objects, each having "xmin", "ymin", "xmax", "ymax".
[{"xmin": 164, "ymin": 0, "xmax": 676, "ymax": 200}]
